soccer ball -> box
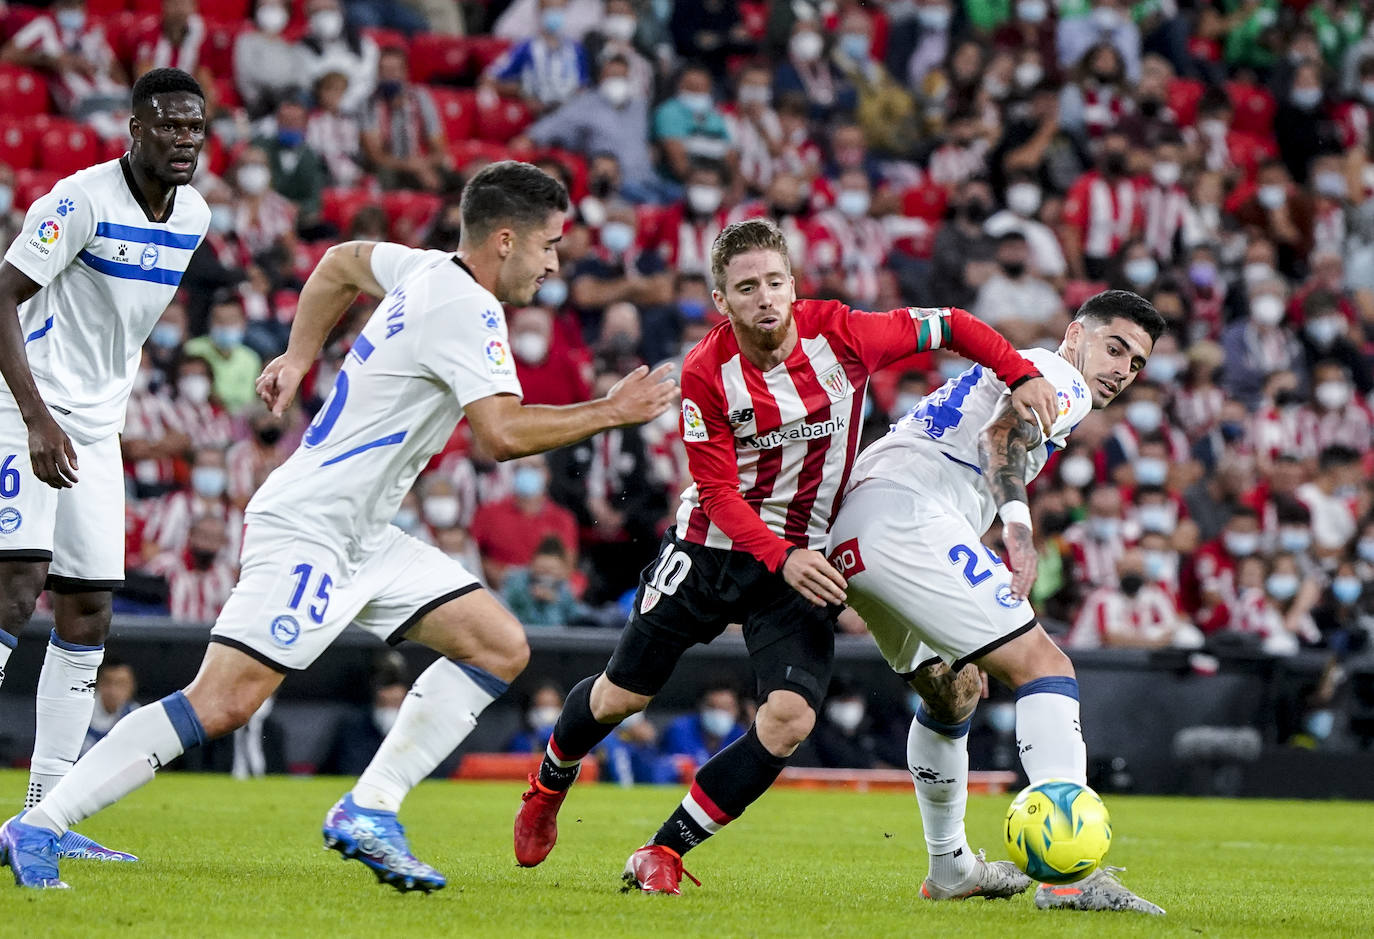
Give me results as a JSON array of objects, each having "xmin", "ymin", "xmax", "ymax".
[{"xmin": 1003, "ymin": 779, "xmax": 1112, "ymax": 884}]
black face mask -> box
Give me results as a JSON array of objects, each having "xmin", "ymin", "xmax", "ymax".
[
  {"xmin": 1274, "ymin": 389, "xmax": 1304, "ymax": 409},
  {"xmin": 590, "ymin": 175, "xmax": 614, "ymax": 199},
  {"xmin": 1138, "ymin": 98, "xmax": 1162, "ymax": 118},
  {"xmin": 1102, "ymin": 152, "xmax": 1127, "ymax": 176},
  {"xmin": 190, "ymin": 548, "xmax": 218, "ymax": 570},
  {"xmin": 1119, "ymin": 573, "xmax": 1145, "ymax": 596},
  {"xmin": 255, "ymin": 426, "xmax": 284, "ymax": 446},
  {"xmin": 962, "ymin": 201, "xmax": 990, "ymax": 223},
  {"xmin": 1041, "ymin": 510, "xmax": 1072, "ymax": 535},
  {"xmin": 1000, "ymin": 260, "xmax": 1027, "ymax": 278}
]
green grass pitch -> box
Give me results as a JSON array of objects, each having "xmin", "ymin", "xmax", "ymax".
[{"xmin": 1, "ymin": 769, "xmax": 1371, "ymax": 938}]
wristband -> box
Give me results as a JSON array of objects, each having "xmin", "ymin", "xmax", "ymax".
[
  {"xmin": 998, "ymin": 501, "xmax": 1032, "ymax": 532},
  {"xmin": 1007, "ymin": 370, "xmax": 1043, "ymax": 391}
]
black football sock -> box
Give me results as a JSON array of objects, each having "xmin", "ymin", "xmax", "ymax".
[
  {"xmin": 650, "ymin": 724, "xmax": 787, "ymax": 856},
  {"xmin": 536, "ymin": 675, "xmax": 619, "ymax": 791}
]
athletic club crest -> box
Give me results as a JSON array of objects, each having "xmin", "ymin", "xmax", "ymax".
[
  {"xmin": 640, "ymin": 586, "xmax": 662, "ymax": 614},
  {"xmin": 818, "ymin": 364, "xmax": 851, "ymax": 401}
]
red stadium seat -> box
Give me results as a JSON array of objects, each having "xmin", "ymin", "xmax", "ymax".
[
  {"xmin": 473, "ymin": 93, "xmax": 532, "ymax": 142},
  {"xmin": 381, "ymin": 189, "xmax": 441, "ymax": 242},
  {"xmin": 900, "ymin": 181, "xmax": 948, "ymax": 223},
  {"xmin": 320, "ymin": 187, "xmax": 377, "ymax": 233},
  {"xmin": 1166, "ymin": 77, "xmax": 1205, "ymax": 128},
  {"xmin": 1226, "ymin": 81, "xmax": 1276, "ymax": 137},
  {"xmin": 13, "ymin": 169, "xmax": 62, "ymax": 211},
  {"xmin": 294, "ymin": 240, "xmax": 333, "ymax": 280},
  {"xmin": 409, "ymin": 33, "xmax": 471, "ymax": 85},
  {"xmin": 0, "ymin": 124, "xmax": 36, "ymax": 171},
  {"xmin": 107, "ymin": 12, "xmax": 160, "ymax": 71},
  {"xmin": 539, "ymin": 147, "xmax": 587, "ymax": 201},
  {"xmin": 201, "ymin": 0, "xmax": 251, "ymax": 19},
  {"xmin": 428, "ymin": 86, "xmax": 476, "ymax": 142},
  {"xmin": 0, "ymin": 65, "xmax": 51, "ymax": 119},
  {"xmin": 201, "ymin": 19, "xmax": 249, "ymax": 78},
  {"xmin": 35, "ymin": 119, "xmax": 100, "ymax": 177},
  {"xmin": 1, "ymin": 5, "xmax": 45, "ymax": 43},
  {"xmin": 362, "ymin": 27, "xmax": 407, "ymax": 53},
  {"xmin": 100, "ymin": 135, "xmax": 128, "ymax": 163},
  {"xmin": 461, "ymin": 36, "xmax": 513, "ymax": 78},
  {"xmin": 447, "ymin": 138, "xmax": 510, "ymax": 170},
  {"xmin": 130, "ymin": 0, "xmax": 165, "ymax": 12},
  {"xmin": 83, "ymin": 0, "xmax": 130, "ymax": 15}
]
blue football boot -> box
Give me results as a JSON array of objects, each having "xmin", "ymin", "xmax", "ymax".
[
  {"xmin": 57, "ymin": 830, "xmax": 138, "ymax": 862},
  {"xmin": 322, "ymin": 794, "xmax": 446, "ymax": 893},
  {"xmin": 0, "ymin": 814, "xmax": 68, "ymax": 889}
]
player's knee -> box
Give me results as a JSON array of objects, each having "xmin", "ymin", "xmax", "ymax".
[
  {"xmin": 757, "ymin": 691, "xmax": 816, "ymax": 754},
  {"xmin": 498, "ymin": 633, "xmax": 531, "ymax": 681},
  {"xmin": 590, "ymin": 674, "xmax": 649, "ymax": 722},
  {"xmin": 0, "ymin": 567, "xmax": 45, "ymax": 632},
  {"xmin": 910, "ymin": 661, "xmax": 980, "ymax": 725},
  {"xmin": 53, "ymin": 591, "xmax": 113, "ymax": 647}
]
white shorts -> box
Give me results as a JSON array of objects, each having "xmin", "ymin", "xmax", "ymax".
[
  {"xmin": 827, "ymin": 479, "xmax": 1036, "ymax": 676},
  {"xmin": 210, "ymin": 521, "xmax": 482, "ymax": 671},
  {"xmin": 0, "ymin": 397, "xmax": 124, "ymax": 588}
]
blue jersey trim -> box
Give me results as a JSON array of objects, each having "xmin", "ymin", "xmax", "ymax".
[
  {"xmin": 49, "ymin": 627, "xmax": 102, "ymax": 653},
  {"xmin": 24, "ymin": 315, "xmax": 54, "ymax": 344},
  {"xmin": 1015, "ymin": 675, "xmax": 1080, "ymax": 701},
  {"xmin": 351, "ymin": 335, "xmax": 375, "ymax": 362},
  {"xmin": 78, "ymin": 250, "xmax": 185, "ymax": 286},
  {"xmin": 160, "ymin": 690, "xmax": 208, "ymax": 749},
  {"xmin": 94, "ymin": 222, "xmax": 201, "ymax": 250},
  {"xmin": 319, "ymin": 430, "xmax": 408, "ymax": 467},
  {"xmin": 911, "ymin": 365, "xmax": 983, "ymax": 439},
  {"xmin": 941, "ymin": 451, "xmax": 984, "ymax": 476},
  {"xmin": 1045, "ymin": 440, "xmax": 1058, "ymax": 458}
]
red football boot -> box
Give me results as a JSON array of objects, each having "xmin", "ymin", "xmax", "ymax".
[
  {"xmin": 514, "ymin": 774, "xmax": 570, "ymax": 867},
  {"xmin": 621, "ymin": 845, "xmax": 701, "ymax": 895}
]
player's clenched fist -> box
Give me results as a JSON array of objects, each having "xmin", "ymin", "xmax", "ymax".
[
  {"xmin": 1008, "ymin": 376, "xmax": 1057, "ymax": 439},
  {"xmin": 256, "ymin": 355, "xmax": 311, "ymax": 417},
  {"xmin": 604, "ymin": 362, "xmax": 679, "ymax": 425},
  {"xmin": 782, "ymin": 548, "xmax": 847, "ymax": 607}
]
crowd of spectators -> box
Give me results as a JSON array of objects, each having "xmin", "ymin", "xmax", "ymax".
[{"xmin": 1, "ymin": 0, "xmax": 1371, "ymax": 675}]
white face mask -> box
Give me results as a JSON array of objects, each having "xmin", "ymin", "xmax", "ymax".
[
  {"xmin": 738, "ymin": 84, "xmax": 771, "ymax": 106},
  {"xmin": 256, "ymin": 4, "xmax": 289, "ymax": 35},
  {"xmin": 237, "ymin": 164, "xmax": 271, "ymax": 196},
  {"xmin": 1125, "ymin": 399, "xmax": 1163, "ymax": 433},
  {"xmin": 1006, "ymin": 182, "xmax": 1041, "ymax": 217},
  {"xmin": 1315, "ymin": 380, "xmax": 1351, "ymax": 410},
  {"xmin": 1137, "ymin": 502, "xmax": 1173, "ymax": 533},
  {"xmin": 686, "ymin": 184, "xmax": 722, "ymax": 215},
  {"xmin": 1224, "ymin": 531, "xmax": 1260, "ymax": 557},
  {"xmin": 1243, "ymin": 261, "xmax": 1275, "ymax": 285},
  {"xmin": 1199, "ymin": 118, "xmax": 1227, "ymax": 139},
  {"xmin": 790, "ymin": 31, "xmax": 823, "ymax": 62},
  {"xmin": 310, "ymin": 8, "xmax": 344, "ymax": 41},
  {"xmin": 1250, "ymin": 294, "xmax": 1285, "ymax": 326},
  {"xmin": 372, "ymin": 706, "xmax": 400, "ymax": 735},
  {"xmin": 1014, "ymin": 61, "xmax": 1043, "ymax": 89},
  {"xmin": 1257, "ymin": 184, "xmax": 1287, "ymax": 209},
  {"xmin": 191, "ymin": 465, "xmax": 228, "ymax": 498},
  {"xmin": 511, "ymin": 331, "xmax": 550, "ymax": 363},
  {"xmin": 178, "ymin": 374, "xmax": 211, "ymax": 404},
  {"xmin": 1135, "ymin": 457, "xmax": 1168, "ymax": 487},
  {"xmin": 600, "ymin": 76, "xmax": 631, "ymax": 107},
  {"xmin": 826, "ymin": 700, "xmax": 865, "ymax": 733},
  {"xmin": 422, "ymin": 495, "xmax": 460, "ymax": 529},
  {"xmin": 700, "ymin": 707, "xmax": 736, "ymax": 738},
  {"xmin": 602, "ymin": 14, "xmax": 636, "ymax": 42},
  {"xmin": 1315, "ymin": 170, "xmax": 1347, "ymax": 199},
  {"xmin": 528, "ymin": 706, "xmax": 562, "ymax": 729},
  {"xmin": 1305, "ymin": 315, "xmax": 1344, "ymax": 348},
  {"xmin": 837, "ymin": 189, "xmax": 870, "ymax": 218},
  {"xmin": 1017, "ymin": 0, "xmax": 1048, "ymax": 22},
  {"xmin": 209, "ymin": 204, "xmax": 234, "ymax": 234},
  {"xmin": 1151, "ymin": 162, "xmax": 1180, "ymax": 187},
  {"xmin": 1060, "ymin": 454, "xmax": 1096, "ymax": 488}
]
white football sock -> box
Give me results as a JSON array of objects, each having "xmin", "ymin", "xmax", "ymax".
[
  {"xmin": 26, "ymin": 692, "xmax": 206, "ymax": 836},
  {"xmin": 352, "ymin": 660, "xmax": 507, "ymax": 813},
  {"xmin": 27, "ymin": 632, "xmax": 103, "ymax": 808},
  {"xmin": 1014, "ymin": 676, "xmax": 1087, "ymax": 785},
  {"xmin": 0, "ymin": 631, "xmax": 15, "ymax": 689},
  {"xmin": 908, "ymin": 708, "xmax": 976, "ymax": 886}
]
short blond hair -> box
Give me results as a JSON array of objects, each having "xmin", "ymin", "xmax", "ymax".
[{"xmin": 709, "ymin": 218, "xmax": 790, "ymax": 292}]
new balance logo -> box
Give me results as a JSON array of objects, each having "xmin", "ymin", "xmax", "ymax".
[{"xmin": 727, "ymin": 407, "xmax": 754, "ymax": 426}]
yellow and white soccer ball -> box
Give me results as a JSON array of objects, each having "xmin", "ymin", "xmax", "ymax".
[{"xmin": 1004, "ymin": 779, "xmax": 1112, "ymax": 884}]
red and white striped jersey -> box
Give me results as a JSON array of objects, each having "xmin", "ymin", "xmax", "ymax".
[
  {"xmin": 672, "ymin": 300, "xmax": 1040, "ymax": 571},
  {"xmin": 143, "ymin": 551, "xmax": 238, "ymax": 624},
  {"xmin": 1141, "ymin": 184, "xmax": 1188, "ymax": 261},
  {"xmin": 1067, "ymin": 583, "xmax": 1180, "ymax": 649},
  {"xmin": 1063, "ymin": 172, "xmax": 1140, "ymax": 260},
  {"xmin": 141, "ymin": 491, "xmax": 244, "ymax": 562}
]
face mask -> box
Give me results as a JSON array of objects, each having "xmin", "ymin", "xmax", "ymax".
[
  {"xmin": 961, "ymin": 200, "xmax": 991, "ymax": 223},
  {"xmin": 1143, "ymin": 550, "xmax": 1175, "ymax": 581},
  {"xmin": 826, "ymin": 700, "xmax": 865, "ymax": 733},
  {"xmin": 1060, "ymin": 454, "xmax": 1095, "ymax": 488},
  {"xmin": 837, "ymin": 189, "xmax": 870, "ymax": 218},
  {"xmin": 1266, "ymin": 572, "xmax": 1299, "ymax": 601},
  {"xmin": 255, "ymin": 425, "xmax": 284, "ymax": 446},
  {"xmin": 1125, "ymin": 400, "xmax": 1163, "ymax": 433},
  {"xmin": 603, "ymin": 14, "xmax": 636, "ymax": 41},
  {"xmin": 894, "ymin": 392, "xmax": 923, "ymax": 416},
  {"xmin": 1092, "ymin": 7, "xmax": 1121, "ymax": 29},
  {"xmin": 211, "ymin": 326, "xmax": 244, "ymax": 350},
  {"xmin": 191, "ymin": 466, "xmax": 227, "ymax": 498},
  {"xmin": 189, "ymin": 547, "xmax": 218, "ymax": 569},
  {"xmin": 986, "ymin": 702, "xmax": 1017, "ymax": 734},
  {"xmin": 1363, "ymin": 82, "xmax": 1374, "ymax": 106},
  {"xmin": 257, "ymin": 4, "xmax": 289, "ymax": 34},
  {"xmin": 1277, "ymin": 528, "xmax": 1312, "ymax": 553},
  {"xmin": 536, "ymin": 277, "xmax": 568, "ymax": 308},
  {"xmin": 839, "ymin": 33, "xmax": 871, "ymax": 60},
  {"xmin": 679, "ymin": 298, "xmax": 708, "ymax": 321},
  {"xmin": 1089, "ymin": 517, "xmax": 1120, "ymax": 540},
  {"xmin": 1014, "ymin": 61, "xmax": 1043, "ymax": 90},
  {"xmin": 1358, "ymin": 539, "xmax": 1374, "ymax": 563},
  {"xmin": 790, "ymin": 31, "xmax": 823, "ymax": 62},
  {"xmin": 1136, "ymin": 457, "xmax": 1169, "ymax": 487},
  {"xmin": 1017, "ymin": 0, "xmax": 1047, "ymax": 23},
  {"xmin": 1257, "ymin": 184, "xmax": 1287, "ymax": 209},
  {"xmin": 1124, "ymin": 257, "xmax": 1158, "ymax": 287},
  {"xmin": 1137, "ymin": 502, "xmax": 1172, "ymax": 533},
  {"xmin": 1251, "ymin": 295, "xmax": 1285, "ymax": 327},
  {"xmin": 541, "ymin": 7, "xmax": 565, "ymax": 33},
  {"xmin": 310, "ymin": 8, "xmax": 344, "ymax": 40},
  {"xmin": 1200, "ymin": 118, "xmax": 1227, "ymax": 139},
  {"xmin": 1225, "ymin": 531, "xmax": 1260, "ymax": 558},
  {"xmin": 1304, "ymin": 709, "xmax": 1334, "ymax": 741},
  {"xmin": 678, "ymin": 91, "xmax": 713, "ymax": 115},
  {"xmin": 377, "ymin": 79, "xmax": 403, "ymax": 99},
  {"xmin": 0, "ymin": 184, "xmax": 12, "ymax": 217},
  {"xmin": 56, "ymin": 8, "xmax": 86, "ymax": 32},
  {"xmin": 600, "ymin": 220, "xmax": 635, "ymax": 254},
  {"xmin": 1187, "ymin": 260, "xmax": 1216, "ymax": 289},
  {"xmin": 178, "ymin": 374, "xmax": 211, "ymax": 404},
  {"xmin": 686, "ymin": 185, "xmax": 722, "ymax": 215},
  {"xmin": 1290, "ymin": 87, "xmax": 1322, "ymax": 110},
  {"xmin": 1305, "ymin": 315, "xmax": 1344, "ymax": 348},
  {"xmin": 511, "ymin": 331, "xmax": 549, "ymax": 363},
  {"xmin": 209, "ymin": 204, "xmax": 234, "ymax": 235},
  {"xmin": 1244, "ymin": 261, "xmax": 1275, "ymax": 285},
  {"xmin": 700, "ymin": 707, "xmax": 735, "ymax": 738},
  {"xmin": 1101, "ymin": 152, "xmax": 1127, "ymax": 177},
  {"xmin": 1000, "ymin": 259, "xmax": 1027, "ymax": 278},
  {"xmin": 938, "ymin": 359, "xmax": 969, "ymax": 381},
  {"xmin": 1219, "ymin": 420, "xmax": 1246, "ymax": 442},
  {"xmin": 237, "ymin": 164, "xmax": 271, "ymax": 196},
  {"xmin": 151, "ymin": 322, "xmax": 183, "ymax": 349},
  {"xmin": 528, "ymin": 706, "xmax": 562, "ymax": 729},
  {"xmin": 1315, "ymin": 381, "xmax": 1351, "ymax": 410},
  {"xmin": 1006, "ymin": 182, "xmax": 1041, "ymax": 217},
  {"xmin": 420, "ymin": 495, "xmax": 459, "ymax": 529},
  {"xmin": 1146, "ymin": 354, "xmax": 1182, "ymax": 384},
  {"xmin": 1315, "ymin": 171, "xmax": 1347, "ymax": 199},
  {"xmin": 1119, "ymin": 572, "xmax": 1145, "ymax": 596},
  {"xmin": 513, "ymin": 466, "xmax": 545, "ymax": 498},
  {"xmin": 916, "ymin": 6, "xmax": 951, "ymax": 30},
  {"xmin": 373, "ymin": 706, "xmax": 400, "ymax": 735},
  {"xmin": 738, "ymin": 84, "xmax": 771, "ymax": 106},
  {"xmin": 1150, "ymin": 162, "xmax": 1181, "ymax": 188},
  {"xmin": 278, "ymin": 127, "xmax": 306, "ymax": 149},
  {"xmin": 1333, "ymin": 577, "xmax": 1363, "ymax": 605},
  {"xmin": 600, "ymin": 76, "xmax": 631, "ymax": 107}
]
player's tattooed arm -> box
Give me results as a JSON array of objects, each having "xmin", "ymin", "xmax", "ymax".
[{"xmin": 978, "ymin": 397, "xmax": 1041, "ymax": 598}]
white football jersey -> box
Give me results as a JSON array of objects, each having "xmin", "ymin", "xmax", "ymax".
[
  {"xmin": 246, "ymin": 244, "xmax": 523, "ymax": 557},
  {"xmin": 849, "ymin": 346, "xmax": 1092, "ymax": 533},
  {"xmin": 1, "ymin": 157, "xmax": 209, "ymax": 443}
]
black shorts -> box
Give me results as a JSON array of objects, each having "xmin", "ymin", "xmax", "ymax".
[{"xmin": 604, "ymin": 531, "xmax": 839, "ymax": 710}]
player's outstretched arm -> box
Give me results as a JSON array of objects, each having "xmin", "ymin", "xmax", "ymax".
[
  {"xmin": 939, "ymin": 308, "xmax": 1057, "ymax": 434},
  {"xmin": 0, "ymin": 261, "xmax": 77, "ymax": 487},
  {"xmin": 257, "ymin": 241, "xmax": 389, "ymax": 415},
  {"xmin": 978, "ymin": 397, "xmax": 1041, "ymax": 600},
  {"xmin": 464, "ymin": 363, "xmax": 678, "ymax": 461}
]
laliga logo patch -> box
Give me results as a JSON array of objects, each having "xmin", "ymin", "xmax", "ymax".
[
  {"xmin": 1056, "ymin": 389, "xmax": 1072, "ymax": 417},
  {"xmin": 25, "ymin": 217, "xmax": 61, "ymax": 259},
  {"xmin": 484, "ymin": 337, "xmax": 515, "ymax": 377},
  {"xmin": 0, "ymin": 507, "xmax": 21, "ymax": 534},
  {"xmin": 995, "ymin": 584, "xmax": 1022, "ymax": 608},
  {"xmin": 681, "ymin": 398, "xmax": 708, "ymax": 443},
  {"xmin": 140, "ymin": 243, "xmax": 159, "ymax": 271},
  {"xmin": 270, "ymin": 614, "xmax": 301, "ymax": 646}
]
